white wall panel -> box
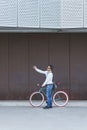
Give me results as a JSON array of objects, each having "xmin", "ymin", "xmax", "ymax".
[
  {"xmin": 40, "ymin": 0, "xmax": 61, "ymax": 28},
  {"xmin": 0, "ymin": 0, "xmax": 85, "ymax": 30},
  {"xmin": 61, "ymin": 0, "xmax": 83, "ymax": 28},
  {"xmin": 84, "ymin": 0, "xmax": 87, "ymax": 27},
  {"xmin": 18, "ymin": 0, "xmax": 39, "ymax": 27},
  {"xmin": 0, "ymin": 0, "xmax": 17, "ymax": 27}
]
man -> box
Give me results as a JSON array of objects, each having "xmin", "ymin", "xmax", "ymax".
[{"xmin": 33, "ymin": 65, "xmax": 54, "ymax": 109}]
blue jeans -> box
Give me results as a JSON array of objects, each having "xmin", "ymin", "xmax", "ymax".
[{"xmin": 46, "ymin": 84, "xmax": 53, "ymax": 107}]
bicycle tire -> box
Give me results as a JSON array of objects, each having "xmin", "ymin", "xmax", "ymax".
[
  {"xmin": 29, "ymin": 91, "xmax": 44, "ymax": 107},
  {"xmin": 53, "ymin": 91, "xmax": 69, "ymax": 107}
]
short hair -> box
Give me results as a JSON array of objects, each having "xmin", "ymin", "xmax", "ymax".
[{"xmin": 49, "ymin": 65, "xmax": 54, "ymax": 70}]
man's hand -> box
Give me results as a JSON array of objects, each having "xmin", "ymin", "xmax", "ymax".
[
  {"xmin": 33, "ymin": 66, "xmax": 37, "ymax": 70},
  {"xmin": 41, "ymin": 85, "xmax": 44, "ymax": 87}
]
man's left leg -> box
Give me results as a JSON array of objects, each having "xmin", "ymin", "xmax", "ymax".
[{"xmin": 43, "ymin": 84, "xmax": 53, "ymax": 109}]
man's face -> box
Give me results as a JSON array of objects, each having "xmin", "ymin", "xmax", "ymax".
[{"xmin": 47, "ymin": 66, "xmax": 51, "ymax": 71}]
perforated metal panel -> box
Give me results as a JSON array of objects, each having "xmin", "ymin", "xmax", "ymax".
[
  {"xmin": 40, "ymin": 0, "xmax": 61, "ymax": 28},
  {"xmin": 18, "ymin": 0, "xmax": 39, "ymax": 27},
  {"xmin": 0, "ymin": 0, "xmax": 17, "ymax": 27},
  {"xmin": 84, "ymin": 0, "xmax": 87, "ymax": 27},
  {"xmin": 61, "ymin": 0, "xmax": 83, "ymax": 28},
  {"xmin": 0, "ymin": 0, "xmax": 85, "ymax": 30}
]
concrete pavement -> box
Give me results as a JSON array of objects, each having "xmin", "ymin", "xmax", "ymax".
[
  {"xmin": 0, "ymin": 100, "xmax": 87, "ymax": 130},
  {"xmin": 0, "ymin": 100, "xmax": 87, "ymax": 107}
]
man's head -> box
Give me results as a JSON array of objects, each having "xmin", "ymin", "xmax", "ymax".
[{"xmin": 47, "ymin": 65, "xmax": 54, "ymax": 71}]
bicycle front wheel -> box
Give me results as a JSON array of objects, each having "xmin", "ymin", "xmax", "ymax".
[
  {"xmin": 53, "ymin": 91, "xmax": 69, "ymax": 107},
  {"xmin": 29, "ymin": 91, "xmax": 44, "ymax": 107}
]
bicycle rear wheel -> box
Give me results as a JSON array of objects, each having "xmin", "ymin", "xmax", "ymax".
[
  {"xmin": 29, "ymin": 91, "xmax": 44, "ymax": 107},
  {"xmin": 53, "ymin": 91, "xmax": 69, "ymax": 107}
]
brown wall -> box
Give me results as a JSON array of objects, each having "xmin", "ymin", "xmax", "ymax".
[
  {"xmin": 70, "ymin": 34, "xmax": 87, "ymax": 99},
  {"xmin": 0, "ymin": 33, "xmax": 87, "ymax": 100}
]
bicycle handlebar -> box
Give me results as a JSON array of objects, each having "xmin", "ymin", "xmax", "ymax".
[
  {"xmin": 37, "ymin": 84, "xmax": 40, "ymax": 87},
  {"xmin": 37, "ymin": 82, "xmax": 61, "ymax": 87}
]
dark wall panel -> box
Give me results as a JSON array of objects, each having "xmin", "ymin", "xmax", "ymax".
[
  {"xmin": 29, "ymin": 34, "xmax": 49, "ymax": 94},
  {"xmin": 8, "ymin": 34, "xmax": 29, "ymax": 99},
  {"xmin": 0, "ymin": 34, "xmax": 8, "ymax": 99},
  {"xmin": 70, "ymin": 34, "xmax": 87, "ymax": 99},
  {"xmin": 49, "ymin": 34, "xmax": 69, "ymax": 95}
]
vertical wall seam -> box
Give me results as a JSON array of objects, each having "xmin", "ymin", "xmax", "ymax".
[
  {"xmin": 28, "ymin": 35, "xmax": 30, "ymax": 96},
  {"xmin": 48, "ymin": 34, "xmax": 50, "ymax": 65},
  {"xmin": 69, "ymin": 33, "xmax": 71, "ymax": 99},
  {"xmin": 8, "ymin": 33, "xmax": 9, "ymax": 99}
]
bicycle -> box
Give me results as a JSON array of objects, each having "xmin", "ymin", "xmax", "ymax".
[{"xmin": 29, "ymin": 82, "xmax": 69, "ymax": 107}]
